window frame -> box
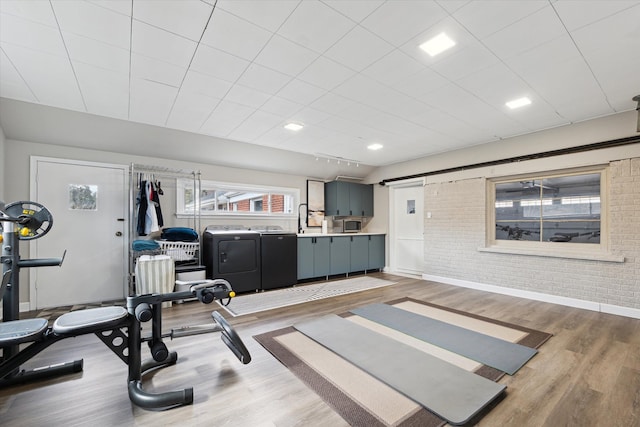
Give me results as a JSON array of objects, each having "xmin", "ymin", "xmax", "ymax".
[
  {"xmin": 176, "ymin": 178, "xmax": 299, "ymax": 218},
  {"xmin": 483, "ymin": 166, "xmax": 622, "ymax": 262}
]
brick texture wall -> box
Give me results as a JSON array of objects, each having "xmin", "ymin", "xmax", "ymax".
[{"xmin": 423, "ymin": 157, "xmax": 640, "ymax": 310}]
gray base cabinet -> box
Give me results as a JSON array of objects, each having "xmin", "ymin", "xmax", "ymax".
[{"xmin": 298, "ymin": 234, "xmax": 385, "ymax": 281}]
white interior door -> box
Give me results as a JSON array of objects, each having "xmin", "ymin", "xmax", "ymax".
[
  {"xmin": 390, "ymin": 183, "xmax": 424, "ymax": 276},
  {"xmin": 31, "ymin": 157, "xmax": 128, "ymax": 308}
]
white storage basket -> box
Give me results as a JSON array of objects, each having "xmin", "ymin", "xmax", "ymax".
[{"xmin": 157, "ymin": 240, "xmax": 199, "ymax": 262}]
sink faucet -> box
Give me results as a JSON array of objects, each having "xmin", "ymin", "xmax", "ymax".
[{"xmin": 297, "ymin": 203, "xmax": 307, "ymax": 234}]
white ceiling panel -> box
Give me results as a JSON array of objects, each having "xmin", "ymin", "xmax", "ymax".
[
  {"xmin": 253, "ymin": 34, "xmax": 318, "ymax": 76},
  {"xmin": 132, "ymin": 0, "xmax": 212, "ymax": 41},
  {"xmin": 360, "ymin": 0, "xmax": 448, "ymax": 47},
  {"xmin": 62, "ymin": 32, "xmax": 129, "ymax": 74},
  {"xmin": 52, "ymin": 0, "xmax": 131, "ymax": 49},
  {"xmin": 453, "ymin": 1, "xmax": 547, "ymax": 39},
  {"xmin": 0, "ymin": 13, "xmax": 66, "ymax": 56},
  {"xmin": 181, "ymin": 69, "xmax": 233, "ymax": 99},
  {"xmin": 0, "ymin": 47, "xmax": 37, "ymax": 102},
  {"xmin": 297, "ymin": 55, "xmax": 356, "ymax": 90},
  {"xmin": 200, "ymin": 99, "xmax": 255, "ymax": 137},
  {"xmin": 1, "ymin": 0, "xmax": 638, "ymax": 169},
  {"xmin": 216, "ymin": 0, "xmax": 299, "ymax": 33},
  {"xmin": 277, "ymin": 0, "xmax": 355, "ymax": 53},
  {"xmin": 201, "ymin": 8, "xmax": 272, "ymax": 61},
  {"xmin": 236, "ymin": 63, "xmax": 291, "ymax": 94},
  {"xmin": 73, "ymin": 61, "xmax": 128, "ymax": 120},
  {"xmin": 321, "ymin": 0, "xmax": 384, "ymax": 23},
  {"xmin": 324, "ymin": 25, "xmax": 394, "ymax": 71},
  {"xmin": 166, "ymin": 90, "xmax": 219, "ymax": 132},
  {"xmin": 131, "ymin": 21, "xmax": 196, "ymax": 68},
  {"xmin": 131, "ymin": 53, "xmax": 186, "ymax": 87},
  {"xmin": 129, "ymin": 78, "xmax": 178, "ymax": 126},
  {"xmin": 190, "ymin": 44, "xmax": 249, "ymax": 82},
  {"xmin": 275, "ymin": 78, "xmax": 326, "ymax": 105},
  {"xmin": 1, "ymin": 43, "xmax": 84, "ymax": 111},
  {"xmin": 223, "ymin": 84, "xmax": 271, "ymax": 109}
]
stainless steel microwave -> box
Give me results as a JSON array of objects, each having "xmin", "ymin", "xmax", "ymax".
[{"xmin": 343, "ymin": 220, "xmax": 362, "ymax": 233}]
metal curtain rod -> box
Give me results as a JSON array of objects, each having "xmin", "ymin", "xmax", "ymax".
[
  {"xmin": 131, "ymin": 163, "xmax": 201, "ymax": 179},
  {"xmin": 379, "ymin": 135, "xmax": 640, "ymax": 186}
]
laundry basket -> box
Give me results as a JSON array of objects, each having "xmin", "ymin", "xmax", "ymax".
[{"xmin": 157, "ymin": 240, "xmax": 199, "ymax": 262}]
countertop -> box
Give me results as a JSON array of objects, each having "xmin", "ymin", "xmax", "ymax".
[{"xmin": 297, "ymin": 232, "xmax": 385, "ymax": 237}]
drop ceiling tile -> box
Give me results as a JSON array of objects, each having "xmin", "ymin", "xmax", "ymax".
[
  {"xmin": 216, "ymin": 0, "xmax": 298, "ymax": 32},
  {"xmin": 190, "ymin": 44, "xmax": 249, "ymax": 82},
  {"xmin": 393, "ymin": 66, "xmax": 450, "ymax": 99},
  {"xmin": 482, "ymin": 5, "xmax": 567, "ymax": 60},
  {"xmin": 227, "ymin": 110, "xmax": 284, "ymax": 141},
  {"xmin": 260, "ymin": 96, "xmax": 304, "ymax": 117},
  {"xmin": 236, "ymin": 63, "xmax": 291, "ymax": 94},
  {"xmin": 86, "ymin": 1, "xmax": 132, "ymax": 16},
  {"xmin": 200, "ymin": 99, "xmax": 255, "ymax": 137},
  {"xmin": 201, "ymin": 8, "xmax": 272, "ymax": 61},
  {"xmin": 288, "ymin": 107, "xmax": 331, "ymax": 125},
  {"xmin": 453, "ymin": 0, "xmax": 547, "ymax": 39},
  {"xmin": 360, "ymin": 0, "xmax": 448, "ymax": 47},
  {"xmin": 131, "ymin": 53, "xmax": 186, "ymax": 87},
  {"xmin": 253, "ymin": 34, "xmax": 319, "ymax": 76},
  {"xmin": 310, "ymin": 92, "xmax": 359, "ymax": 115},
  {"xmin": 0, "ymin": 13, "xmax": 66, "ymax": 56},
  {"xmin": 52, "ymin": 0, "xmax": 131, "ymax": 49},
  {"xmin": 322, "ymin": 0, "xmax": 385, "ymax": 23},
  {"xmin": 456, "ymin": 63, "xmax": 530, "ymax": 107},
  {"xmin": 73, "ymin": 61, "xmax": 128, "ymax": 120},
  {"xmin": 275, "ymin": 78, "xmax": 326, "ymax": 104},
  {"xmin": 181, "ymin": 69, "xmax": 233, "ymax": 99},
  {"xmin": 131, "ymin": 20, "xmax": 197, "ymax": 68},
  {"xmin": 133, "ymin": 0, "xmax": 212, "ymax": 41},
  {"xmin": 166, "ymin": 90, "xmax": 220, "ymax": 132},
  {"xmin": 361, "ymin": 49, "xmax": 425, "ymax": 86},
  {"xmin": 435, "ymin": 0, "xmax": 471, "ymax": 14},
  {"xmin": 251, "ymin": 126, "xmax": 294, "ymax": 148},
  {"xmin": 224, "ymin": 84, "xmax": 271, "ymax": 109},
  {"xmin": 129, "ymin": 78, "xmax": 178, "ymax": 126},
  {"xmin": 0, "ymin": 48, "xmax": 37, "ymax": 102},
  {"xmin": 429, "ymin": 40, "xmax": 500, "ymax": 82},
  {"xmin": 0, "ymin": 0, "xmax": 58, "ymax": 27},
  {"xmin": 1, "ymin": 43, "xmax": 85, "ymax": 111},
  {"xmin": 553, "ymin": 0, "xmax": 639, "ymax": 31},
  {"xmin": 276, "ymin": 0, "xmax": 355, "ymax": 53},
  {"xmin": 297, "ymin": 55, "xmax": 356, "ymax": 90},
  {"xmin": 324, "ymin": 25, "xmax": 394, "ymax": 71},
  {"xmin": 62, "ymin": 31, "xmax": 129, "ymax": 74}
]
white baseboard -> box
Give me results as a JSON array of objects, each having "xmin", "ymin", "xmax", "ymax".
[{"xmin": 422, "ymin": 274, "xmax": 640, "ymax": 320}]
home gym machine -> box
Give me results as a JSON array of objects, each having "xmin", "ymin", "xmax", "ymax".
[{"xmin": 0, "ymin": 201, "xmax": 251, "ymax": 410}]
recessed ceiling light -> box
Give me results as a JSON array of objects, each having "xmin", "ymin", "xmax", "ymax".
[
  {"xmin": 506, "ymin": 97, "xmax": 532, "ymax": 109},
  {"xmin": 419, "ymin": 32, "xmax": 456, "ymax": 57},
  {"xmin": 367, "ymin": 143, "xmax": 383, "ymax": 151},
  {"xmin": 284, "ymin": 122, "xmax": 304, "ymax": 131}
]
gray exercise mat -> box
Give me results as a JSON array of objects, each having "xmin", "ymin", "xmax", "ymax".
[
  {"xmin": 294, "ymin": 314, "xmax": 505, "ymax": 426},
  {"xmin": 351, "ymin": 303, "xmax": 537, "ymax": 375}
]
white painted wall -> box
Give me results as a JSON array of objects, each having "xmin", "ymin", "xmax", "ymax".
[
  {"xmin": 0, "ymin": 123, "xmax": 5, "ymax": 202},
  {"xmin": 368, "ymin": 111, "xmax": 640, "ymax": 312}
]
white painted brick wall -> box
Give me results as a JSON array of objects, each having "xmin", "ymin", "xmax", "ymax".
[{"xmin": 423, "ymin": 157, "xmax": 640, "ymax": 309}]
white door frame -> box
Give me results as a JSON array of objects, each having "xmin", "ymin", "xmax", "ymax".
[
  {"xmin": 388, "ymin": 177, "xmax": 425, "ymax": 275},
  {"xmin": 29, "ymin": 156, "xmax": 129, "ymax": 310}
]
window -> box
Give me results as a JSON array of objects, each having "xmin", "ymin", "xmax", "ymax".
[
  {"xmin": 177, "ymin": 179, "xmax": 298, "ymax": 217},
  {"xmin": 489, "ymin": 169, "xmax": 605, "ymax": 247}
]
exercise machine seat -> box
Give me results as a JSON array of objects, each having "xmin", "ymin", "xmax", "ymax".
[
  {"xmin": 0, "ymin": 318, "xmax": 48, "ymax": 346},
  {"xmin": 53, "ymin": 306, "xmax": 128, "ymax": 336}
]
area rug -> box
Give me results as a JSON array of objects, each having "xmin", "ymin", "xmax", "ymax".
[
  {"xmin": 254, "ymin": 298, "xmax": 552, "ymax": 427},
  {"xmin": 218, "ymin": 276, "xmax": 397, "ymax": 317}
]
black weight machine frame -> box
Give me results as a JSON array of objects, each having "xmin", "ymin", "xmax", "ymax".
[{"xmin": 1, "ymin": 201, "xmax": 251, "ymax": 410}]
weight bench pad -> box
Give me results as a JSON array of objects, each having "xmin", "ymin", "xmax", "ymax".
[
  {"xmin": 0, "ymin": 318, "xmax": 48, "ymax": 346},
  {"xmin": 53, "ymin": 306, "xmax": 128, "ymax": 336}
]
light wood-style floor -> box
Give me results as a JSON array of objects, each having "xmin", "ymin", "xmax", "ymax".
[{"xmin": 1, "ymin": 272, "xmax": 639, "ymax": 426}]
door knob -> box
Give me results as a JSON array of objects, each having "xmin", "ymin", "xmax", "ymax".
[{"xmin": 115, "ymin": 231, "xmax": 123, "ymax": 237}]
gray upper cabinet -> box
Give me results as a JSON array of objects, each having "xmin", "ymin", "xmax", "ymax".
[{"xmin": 325, "ymin": 181, "xmax": 374, "ymax": 217}]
